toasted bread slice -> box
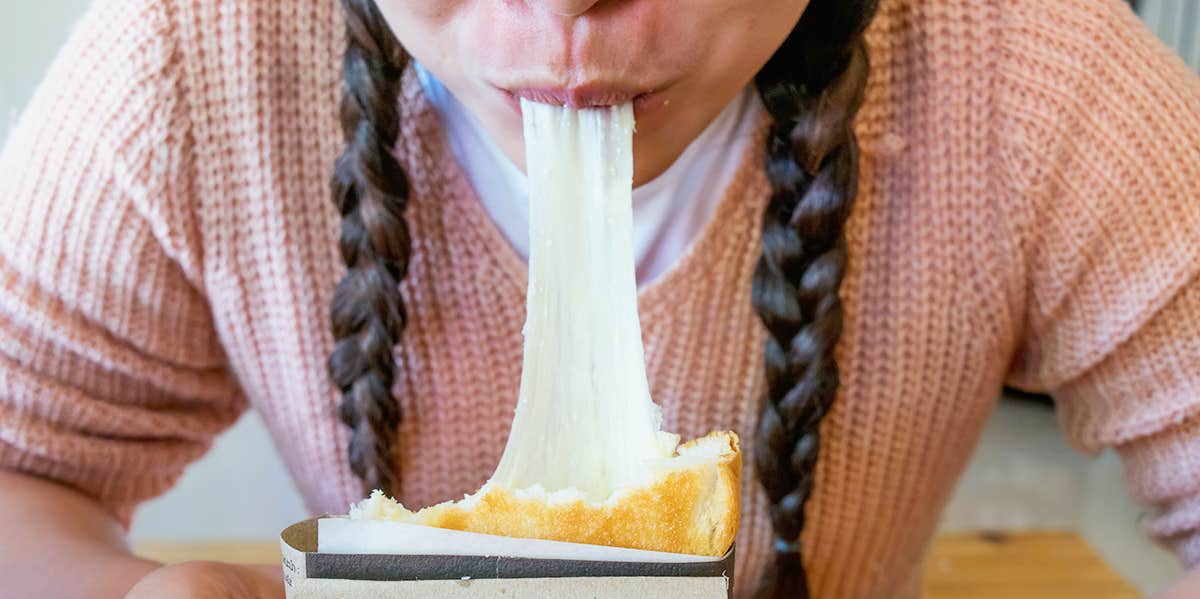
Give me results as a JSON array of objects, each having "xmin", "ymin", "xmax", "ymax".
[{"xmin": 351, "ymin": 431, "xmax": 740, "ymax": 557}]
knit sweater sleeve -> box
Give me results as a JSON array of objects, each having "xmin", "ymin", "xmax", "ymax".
[
  {"xmin": 998, "ymin": 0, "xmax": 1200, "ymax": 566},
  {"xmin": 0, "ymin": 0, "xmax": 245, "ymax": 526}
]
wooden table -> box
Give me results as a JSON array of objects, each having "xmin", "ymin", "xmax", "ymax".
[
  {"xmin": 922, "ymin": 532, "xmax": 1139, "ymax": 599},
  {"xmin": 135, "ymin": 531, "xmax": 1140, "ymax": 598}
]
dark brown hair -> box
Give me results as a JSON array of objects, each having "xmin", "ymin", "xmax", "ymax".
[
  {"xmin": 749, "ymin": 1, "xmax": 878, "ymax": 596},
  {"xmin": 329, "ymin": 1, "xmax": 877, "ymax": 596},
  {"xmin": 329, "ymin": 0, "xmax": 412, "ymax": 495}
]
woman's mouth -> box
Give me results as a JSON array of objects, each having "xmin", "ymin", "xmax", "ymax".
[{"xmin": 498, "ymin": 84, "xmax": 665, "ymax": 116}]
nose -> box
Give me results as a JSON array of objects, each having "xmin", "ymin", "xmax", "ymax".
[{"xmin": 529, "ymin": 0, "xmax": 604, "ymax": 17}]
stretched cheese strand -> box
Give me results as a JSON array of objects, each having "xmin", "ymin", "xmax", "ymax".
[
  {"xmin": 338, "ymin": 100, "xmax": 740, "ymax": 559},
  {"xmin": 488, "ymin": 101, "xmax": 678, "ymax": 501}
]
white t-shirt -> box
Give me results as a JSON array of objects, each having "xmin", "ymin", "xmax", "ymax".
[{"xmin": 415, "ymin": 64, "xmax": 762, "ymax": 287}]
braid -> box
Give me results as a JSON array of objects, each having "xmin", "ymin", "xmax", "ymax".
[
  {"xmin": 750, "ymin": 1, "xmax": 878, "ymax": 597},
  {"xmin": 329, "ymin": 0, "xmax": 412, "ymax": 496}
]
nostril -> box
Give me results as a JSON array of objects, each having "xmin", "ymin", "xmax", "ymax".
[{"xmin": 530, "ymin": 0, "xmax": 604, "ymax": 17}]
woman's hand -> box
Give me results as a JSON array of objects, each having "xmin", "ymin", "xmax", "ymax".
[
  {"xmin": 125, "ymin": 561, "xmax": 283, "ymax": 599},
  {"xmin": 1154, "ymin": 567, "xmax": 1200, "ymax": 599},
  {"xmin": 0, "ymin": 470, "xmax": 285, "ymax": 598}
]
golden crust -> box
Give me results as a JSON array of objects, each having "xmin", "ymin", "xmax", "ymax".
[{"xmin": 396, "ymin": 431, "xmax": 740, "ymax": 556}]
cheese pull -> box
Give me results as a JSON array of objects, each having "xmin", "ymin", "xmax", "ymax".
[{"xmin": 347, "ymin": 101, "xmax": 741, "ymax": 557}]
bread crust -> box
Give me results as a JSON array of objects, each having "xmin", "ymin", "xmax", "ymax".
[{"xmin": 364, "ymin": 431, "xmax": 741, "ymax": 557}]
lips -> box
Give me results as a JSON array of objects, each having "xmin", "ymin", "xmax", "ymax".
[
  {"xmin": 507, "ymin": 84, "xmax": 649, "ymax": 109},
  {"xmin": 498, "ymin": 86, "xmax": 665, "ymax": 123}
]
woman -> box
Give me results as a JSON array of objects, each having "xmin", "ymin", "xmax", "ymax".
[{"xmin": 1, "ymin": 0, "xmax": 1198, "ymax": 597}]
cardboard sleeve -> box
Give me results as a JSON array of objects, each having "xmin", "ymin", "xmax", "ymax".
[{"xmin": 280, "ymin": 518, "xmax": 735, "ymax": 598}]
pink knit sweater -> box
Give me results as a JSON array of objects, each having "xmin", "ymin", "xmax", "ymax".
[{"xmin": 2, "ymin": 0, "xmax": 1199, "ymax": 596}]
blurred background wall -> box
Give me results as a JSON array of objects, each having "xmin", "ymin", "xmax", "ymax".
[
  {"xmin": 2, "ymin": 1, "xmax": 1196, "ymax": 595},
  {"xmin": 2, "ymin": 1, "xmax": 93, "ymax": 141},
  {"xmin": 1141, "ymin": 0, "xmax": 1200, "ymax": 66}
]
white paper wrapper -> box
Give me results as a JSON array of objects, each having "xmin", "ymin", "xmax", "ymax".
[
  {"xmin": 318, "ymin": 517, "xmax": 715, "ymax": 563},
  {"xmin": 280, "ymin": 518, "xmax": 734, "ymax": 599}
]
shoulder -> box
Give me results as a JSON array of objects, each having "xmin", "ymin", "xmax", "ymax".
[
  {"xmin": 161, "ymin": 0, "xmax": 344, "ymax": 98},
  {"xmin": 867, "ymin": 0, "xmax": 1157, "ymax": 79}
]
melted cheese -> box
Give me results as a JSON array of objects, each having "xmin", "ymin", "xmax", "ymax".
[
  {"xmin": 487, "ymin": 100, "xmax": 679, "ymax": 501},
  {"xmin": 334, "ymin": 102, "xmax": 742, "ymax": 557}
]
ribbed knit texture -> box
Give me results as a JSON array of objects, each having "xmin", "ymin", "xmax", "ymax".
[{"xmin": 1, "ymin": 0, "xmax": 1198, "ymax": 596}]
